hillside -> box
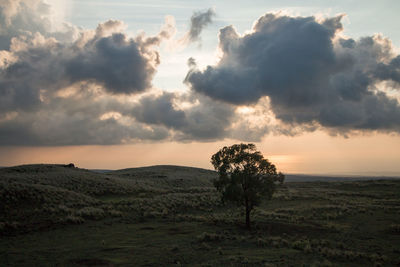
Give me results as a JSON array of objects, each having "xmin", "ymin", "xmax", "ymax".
[
  {"xmin": 1, "ymin": 164, "xmax": 400, "ymax": 266},
  {"xmin": 0, "ymin": 164, "xmax": 218, "ymax": 235},
  {"xmin": 0, "ymin": 164, "xmax": 139, "ymax": 196},
  {"xmin": 108, "ymin": 165, "xmax": 217, "ymax": 189}
]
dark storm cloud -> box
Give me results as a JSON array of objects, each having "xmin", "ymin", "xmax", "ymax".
[
  {"xmin": 0, "ymin": 88, "xmax": 171, "ymax": 146},
  {"xmin": 0, "ymin": 112, "xmax": 169, "ymax": 146},
  {"xmin": 66, "ymin": 31, "xmax": 156, "ymax": 94},
  {"xmin": 132, "ymin": 93, "xmax": 187, "ymax": 129},
  {"xmin": 186, "ymin": 14, "xmax": 339, "ymax": 105},
  {"xmin": 374, "ymin": 55, "xmax": 400, "ymax": 83},
  {"xmin": 131, "ymin": 92, "xmax": 236, "ymax": 141},
  {"xmin": 2, "ymin": 1, "xmax": 400, "ymax": 147},
  {"xmin": 0, "ymin": 0, "xmax": 178, "ymax": 145},
  {"xmin": 0, "ymin": 88, "xmax": 242, "ymax": 145},
  {"xmin": 318, "ymin": 92, "xmax": 400, "ymax": 130},
  {"xmin": 185, "ymin": 13, "xmax": 400, "ymax": 133},
  {"xmin": 0, "ymin": 0, "xmax": 237, "ymax": 146},
  {"xmin": 0, "ymin": 19, "xmax": 167, "ymax": 113}
]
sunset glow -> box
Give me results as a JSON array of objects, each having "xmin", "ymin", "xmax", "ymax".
[{"xmin": 0, "ymin": 0, "xmax": 399, "ymax": 175}]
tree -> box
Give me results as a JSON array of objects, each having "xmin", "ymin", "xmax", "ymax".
[{"xmin": 211, "ymin": 143, "xmax": 284, "ymax": 229}]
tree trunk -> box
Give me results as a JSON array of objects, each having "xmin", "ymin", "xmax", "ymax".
[{"xmin": 245, "ymin": 199, "xmax": 251, "ymax": 229}]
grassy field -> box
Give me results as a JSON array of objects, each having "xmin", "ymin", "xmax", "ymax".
[{"xmin": 1, "ymin": 164, "xmax": 399, "ymax": 266}]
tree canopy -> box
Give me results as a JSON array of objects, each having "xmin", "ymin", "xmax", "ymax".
[{"xmin": 211, "ymin": 143, "xmax": 284, "ymax": 228}]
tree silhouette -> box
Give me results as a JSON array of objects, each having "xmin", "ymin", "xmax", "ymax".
[{"xmin": 211, "ymin": 143, "xmax": 284, "ymax": 229}]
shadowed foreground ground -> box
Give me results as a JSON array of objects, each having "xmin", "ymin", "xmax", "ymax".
[{"xmin": 1, "ymin": 164, "xmax": 399, "ymax": 266}]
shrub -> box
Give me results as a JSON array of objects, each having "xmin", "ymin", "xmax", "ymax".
[
  {"xmin": 291, "ymin": 239, "xmax": 310, "ymax": 250},
  {"xmin": 76, "ymin": 207, "xmax": 105, "ymax": 219},
  {"xmin": 197, "ymin": 232, "xmax": 224, "ymax": 242},
  {"xmin": 65, "ymin": 215, "xmax": 85, "ymax": 224},
  {"xmin": 107, "ymin": 209, "xmax": 123, "ymax": 217}
]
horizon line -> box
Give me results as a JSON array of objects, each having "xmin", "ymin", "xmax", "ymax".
[{"xmin": 1, "ymin": 163, "xmax": 400, "ymax": 177}]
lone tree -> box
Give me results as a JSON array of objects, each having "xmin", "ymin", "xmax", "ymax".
[{"xmin": 211, "ymin": 143, "xmax": 284, "ymax": 229}]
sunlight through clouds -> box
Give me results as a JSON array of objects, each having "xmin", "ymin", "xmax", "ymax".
[{"xmin": 0, "ymin": 0, "xmax": 399, "ymax": 174}]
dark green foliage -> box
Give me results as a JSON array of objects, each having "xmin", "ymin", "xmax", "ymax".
[{"xmin": 211, "ymin": 143, "xmax": 284, "ymax": 228}]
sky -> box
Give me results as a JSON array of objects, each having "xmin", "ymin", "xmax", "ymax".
[{"xmin": 0, "ymin": 0, "xmax": 400, "ymax": 175}]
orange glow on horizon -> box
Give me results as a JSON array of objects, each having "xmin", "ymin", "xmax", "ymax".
[{"xmin": 0, "ymin": 131, "xmax": 399, "ymax": 176}]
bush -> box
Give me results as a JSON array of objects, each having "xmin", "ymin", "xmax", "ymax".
[
  {"xmin": 76, "ymin": 207, "xmax": 105, "ymax": 219},
  {"xmin": 291, "ymin": 239, "xmax": 310, "ymax": 250},
  {"xmin": 197, "ymin": 232, "xmax": 224, "ymax": 242},
  {"xmin": 107, "ymin": 209, "xmax": 123, "ymax": 217},
  {"xmin": 65, "ymin": 215, "xmax": 85, "ymax": 224}
]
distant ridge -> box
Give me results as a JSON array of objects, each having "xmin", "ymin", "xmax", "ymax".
[
  {"xmin": 112, "ymin": 164, "xmax": 215, "ymax": 173},
  {"xmin": 1, "ymin": 163, "xmax": 399, "ymax": 182},
  {"xmin": 98, "ymin": 165, "xmax": 400, "ymax": 182},
  {"xmin": 285, "ymin": 174, "xmax": 400, "ymax": 182}
]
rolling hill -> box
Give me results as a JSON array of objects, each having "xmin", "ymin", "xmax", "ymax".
[
  {"xmin": 0, "ymin": 164, "xmax": 218, "ymax": 235},
  {"xmin": 1, "ymin": 164, "xmax": 399, "ymax": 266}
]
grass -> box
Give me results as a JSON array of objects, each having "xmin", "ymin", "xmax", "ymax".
[{"xmin": 1, "ymin": 164, "xmax": 399, "ymax": 266}]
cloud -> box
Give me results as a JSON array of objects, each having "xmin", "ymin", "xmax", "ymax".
[
  {"xmin": 0, "ymin": 0, "xmax": 78, "ymax": 50},
  {"xmin": 177, "ymin": 8, "xmax": 215, "ymax": 47},
  {"xmin": 1, "ymin": 2, "xmax": 400, "ymax": 147},
  {"xmin": 0, "ymin": 13, "xmax": 174, "ymax": 113},
  {"xmin": 0, "ymin": 0, "xmax": 260, "ymax": 146},
  {"xmin": 187, "ymin": 8, "xmax": 215, "ymax": 42},
  {"xmin": 131, "ymin": 92, "xmax": 235, "ymax": 141},
  {"xmin": 0, "ymin": 83, "xmax": 172, "ymax": 146},
  {"xmin": 0, "ymin": 0, "xmax": 247, "ymax": 146},
  {"xmin": 0, "ymin": 0, "xmax": 50, "ymax": 50},
  {"xmin": 0, "ymin": 85, "xmax": 261, "ymax": 145},
  {"xmin": 0, "ymin": 0, "xmax": 178, "ymax": 145},
  {"xmin": 66, "ymin": 27, "xmax": 157, "ymax": 94},
  {"xmin": 130, "ymin": 91, "xmax": 276, "ymax": 142},
  {"xmin": 185, "ymin": 13, "xmax": 400, "ymax": 134}
]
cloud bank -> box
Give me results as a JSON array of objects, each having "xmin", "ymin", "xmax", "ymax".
[
  {"xmin": 0, "ymin": 17, "xmax": 174, "ymax": 114},
  {"xmin": 0, "ymin": 1, "xmax": 236, "ymax": 145},
  {"xmin": 185, "ymin": 13, "xmax": 400, "ymax": 133},
  {"xmin": 0, "ymin": 1, "xmax": 399, "ymax": 146}
]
